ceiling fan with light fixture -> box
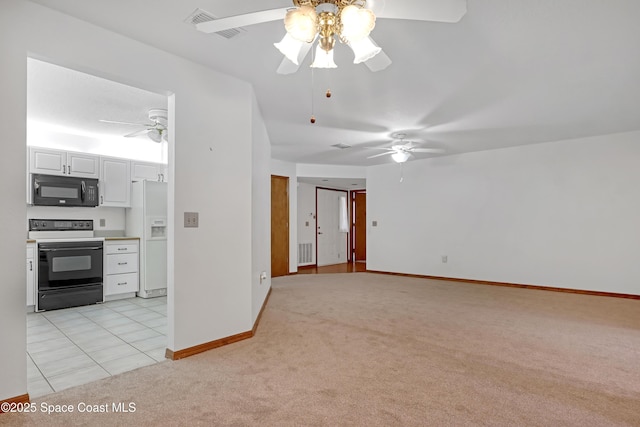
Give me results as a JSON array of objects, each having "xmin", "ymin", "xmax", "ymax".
[
  {"xmin": 195, "ymin": 0, "xmax": 467, "ymax": 74},
  {"xmin": 99, "ymin": 108, "xmax": 168, "ymax": 142},
  {"xmin": 366, "ymin": 133, "xmax": 444, "ymax": 163}
]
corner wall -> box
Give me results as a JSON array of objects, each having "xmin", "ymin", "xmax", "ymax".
[
  {"xmin": 0, "ymin": 0, "xmax": 265, "ymax": 400},
  {"xmin": 367, "ymin": 131, "xmax": 640, "ymax": 295}
]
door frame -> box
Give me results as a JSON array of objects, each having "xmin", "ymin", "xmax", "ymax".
[
  {"xmin": 315, "ymin": 186, "xmax": 350, "ymax": 266},
  {"xmin": 350, "ymin": 189, "xmax": 366, "ymax": 262}
]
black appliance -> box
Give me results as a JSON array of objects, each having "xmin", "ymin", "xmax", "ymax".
[
  {"xmin": 32, "ymin": 174, "xmax": 99, "ymax": 207},
  {"xmin": 30, "ymin": 219, "xmax": 104, "ymax": 311}
]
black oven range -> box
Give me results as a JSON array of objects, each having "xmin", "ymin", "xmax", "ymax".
[{"xmin": 29, "ymin": 219, "xmax": 103, "ymax": 311}]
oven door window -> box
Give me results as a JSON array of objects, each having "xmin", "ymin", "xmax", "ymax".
[{"xmin": 52, "ymin": 255, "xmax": 92, "ymax": 273}]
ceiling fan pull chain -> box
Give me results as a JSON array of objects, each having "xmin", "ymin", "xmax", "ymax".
[{"xmin": 310, "ymin": 49, "xmax": 316, "ymax": 124}]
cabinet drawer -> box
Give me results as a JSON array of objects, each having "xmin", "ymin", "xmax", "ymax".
[
  {"xmin": 105, "ymin": 273, "xmax": 138, "ymax": 295},
  {"xmin": 106, "ymin": 244, "xmax": 138, "ymax": 254},
  {"xmin": 106, "ymin": 253, "xmax": 138, "ymax": 274}
]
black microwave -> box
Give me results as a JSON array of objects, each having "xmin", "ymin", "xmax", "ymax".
[{"xmin": 32, "ymin": 174, "xmax": 99, "ymax": 207}]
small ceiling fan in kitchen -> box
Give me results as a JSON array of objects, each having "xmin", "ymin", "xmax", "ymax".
[
  {"xmin": 99, "ymin": 108, "xmax": 168, "ymax": 142},
  {"xmin": 365, "ymin": 133, "xmax": 443, "ymax": 163}
]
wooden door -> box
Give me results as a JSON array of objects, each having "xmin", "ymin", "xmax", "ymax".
[
  {"xmin": 271, "ymin": 175, "xmax": 289, "ymax": 277},
  {"xmin": 354, "ymin": 192, "xmax": 367, "ymax": 261}
]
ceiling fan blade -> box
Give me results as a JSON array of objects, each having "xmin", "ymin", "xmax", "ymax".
[
  {"xmin": 196, "ymin": 7, "xmax": 290, "ymax": 34},
  {"xmin": 124, "ymin": 128, "xmax": 148, "ymax": 138},
  {"xmin": 367, "ymin": 151, "xmax": 394, "ymax": 159},
  {"xmin": 364, "ymin": 48, "xmax": 392, "ymax": 72},
  {"xmin": 375, "ymin": 0, "xmax": 467, "ymax": 23},
  {"xmin": 99, "ymin": 119, "xmax": 148, "ymax": 126},
  {"xmin": 411, "ymin": 148, "xmax": 445, "ymax": 153},
  {"xmin": 276, "ymin": 42, "xmax": 313, "ymax": 75}
]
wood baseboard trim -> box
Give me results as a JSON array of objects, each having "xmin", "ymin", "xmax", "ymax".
[
  {"xmin": 166, "ymin": 286, "xmax": 273, "ymax": 361},
  {"xmin": 166, "ymin": 330, "xmax": 253, "ymax": 360},
  {"xmin": 252, "ymin": 287, "xmax": 272, "ymax": 336},
  {"xmin": 367, "ymin": 270, "xmax": 640, "ymax": 300},
  {"xmin": 0, "ymin": 394, "xmax": 30, "ymax": 413}
]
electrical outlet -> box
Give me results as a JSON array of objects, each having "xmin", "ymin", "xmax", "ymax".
[
  {"xmin": 442, "ymin": 255, "xmax": 448, "ymax": 263},
  {"xmin": 184, "ymin": 212, "xmax": 199, "ymax": 228},
  {"xmin": 372, "ymin": 220, "xmax": 378, "ymax": 227},
  {"xmin": 99, "ymin": 218, "xmax": 106, "ymax": 227},
  {"xmin": 260, "ymin": 271, "xmax": 268, "ymax": 284}
]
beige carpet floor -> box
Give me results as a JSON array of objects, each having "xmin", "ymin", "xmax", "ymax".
[{"xmin": 2, "ymin": 273, "xmax": 640, "ymax": 426}]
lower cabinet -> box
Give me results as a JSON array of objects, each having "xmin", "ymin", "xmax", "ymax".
[
  {"xmin": 104, "ymin": 239, "xmax": 139, "ymax": 300},
  {"xmin": 27, "ymin": 243, "xmax": 35, "ymax": 311}
]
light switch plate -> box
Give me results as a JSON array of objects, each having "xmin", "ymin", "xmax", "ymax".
[
  {"xmin": 184, "ymin": 212, "xmax": 199, "ymax": 228},
  {"xmin": 372, "ymin": 220, "xmax": 378, "ymax": 227}
]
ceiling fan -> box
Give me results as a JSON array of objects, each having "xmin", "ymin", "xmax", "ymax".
[
  {"xmin": 99, "ymin": 109, "xmax": 168, "ymax": 142},
  {"xmin": 195, "ymin": 0, "xmax": 467, "ymax": 74},
  {"xmin": 366, "ymin": 133, "xmax": 444, "ymax": 163}
]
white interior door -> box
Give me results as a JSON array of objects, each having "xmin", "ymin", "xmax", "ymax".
[{"xmin": 317, "ymin": 188, "xmax": 348, "ymax": 267}]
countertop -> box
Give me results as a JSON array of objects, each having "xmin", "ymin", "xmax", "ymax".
[
  {"xmin": 26, "ymin": 237, "xmax": 140, "ymax": 243},
  {"xmin": 104, "ymin": 236, "xmax": 140, "ymax": 241}
]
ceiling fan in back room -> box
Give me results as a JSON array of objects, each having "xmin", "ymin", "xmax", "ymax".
[
  {"xmin": 365, "ymin": 133, "xmax": 444, "ymax": 163},
  {"xmin": 192, "ymin": 0, "xmax": 467, "ymax": 74}
]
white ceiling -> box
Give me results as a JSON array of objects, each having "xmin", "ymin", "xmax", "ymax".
[{"xmin": 27, "ymin": 0, "xmax": 640, "ymax": 166}]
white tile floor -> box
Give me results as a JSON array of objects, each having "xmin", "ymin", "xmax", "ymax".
[{"xmin": 27, "ymin": 296, "xmax": 167, "ymax": 398}]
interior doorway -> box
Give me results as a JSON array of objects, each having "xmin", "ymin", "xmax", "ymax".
[
  {"xmin": 271, "ymin": 175, "xmax": 289, "ymax": 277},
  {"xmin": 316, "ymin": 188, "xmax": 349, "ymax": 267}
]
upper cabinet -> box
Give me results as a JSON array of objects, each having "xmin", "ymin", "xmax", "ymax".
[
  {"xmin": 99, "ymin": 156, "xmax": 131, "ymax": 207},
  {"xmin": 29, "ymin": 147, "xmax": 99, "ymax": 178},
  {"xmin": 131, "ymin": 161, "xmax": 168, "ymax": 182}
]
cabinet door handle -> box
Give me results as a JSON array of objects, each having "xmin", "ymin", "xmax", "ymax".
[
  {"xmin": 117, "ymin": 282, "xmax": 128, "ymax": 286},
  {"xmin": 63, "ymin": 165, "xmax": 66, "ymax": 174},
  {"xmin": 29, "ymin": 260, "xmax": 33, "ymax": 271},
  {"xmin": 100, "ymin": 195, "xmax": 104, "ymax": 205}
]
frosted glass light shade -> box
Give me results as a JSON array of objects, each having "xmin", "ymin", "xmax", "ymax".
[
  {"xmin": 147, "ymin": 129, "xmax": 162, "ymax": 143},
  {"xmin": 311, "ymin": 45, "xmax": 337, "ymax": 68},
  {"xmin": 274, "ymin": 33, "xmax": 305, "ymax": 65},
  {"xmin": 391, "ymin": 151, "xmax": 410, "ymax": 163},
  {"xmin": 285, "ymin": 6, "xmax": 318, "ymax": 43},
  {"xmin": 340, "ymin": 5, "xmax": 376, "ymax": 42},
  {"xmin": 349, "ymin": 36, "xmax": 382, "ymax": 64}
]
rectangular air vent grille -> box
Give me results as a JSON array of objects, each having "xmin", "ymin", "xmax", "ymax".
[
  {"xmin": 185, "ymin": 8, "xmax": 246, "ymax": 39},
  {"xmin": 298, "ymin": 243, "xmax": 313, "ymax": 265},
  {"xmin": 331, "ymin": 143, "xmax": 351, "ymax": 149}
]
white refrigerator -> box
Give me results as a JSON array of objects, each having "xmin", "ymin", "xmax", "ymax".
[{"xmin": 126, "ymin": 180, "xmax": 167, "ymax": 298}]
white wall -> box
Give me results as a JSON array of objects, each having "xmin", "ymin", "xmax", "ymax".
[
  {"xmin": 297, "ymin": 182, "xmax": 317, "ymax": 265},
  {"xmin": 0, "ymin": 0, "xmax": 269, "ymax": 400},
  {"xmin": 368, "ymin": 131, "xmax": 640, "ymax": 295},
  {"xmin": 271, "ymin": 159, "xmax": 298, "ymax": 273},
  {"xmin": 297, "ymin": 163, "xmax": 366, "ymax": 179},
  {"xmin": 251, "ymin": 94, "xmax": 271, "ymax": 323}
]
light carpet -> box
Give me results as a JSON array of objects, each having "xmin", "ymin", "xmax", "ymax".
[{"xmin": 2, "ymin": 273, "xmax": 639, "ymax": 426}]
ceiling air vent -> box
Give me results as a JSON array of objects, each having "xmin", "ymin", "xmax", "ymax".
[
  {"xmin": 185, "ymin": 8, "xmax": 246, "ymax": 39},
  {"xmin": 331, "ymin": 143, "xmax": 351, "ymax": 149}
]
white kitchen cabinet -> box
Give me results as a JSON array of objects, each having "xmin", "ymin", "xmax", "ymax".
[
  {"xmin": 29, "ymin": 147, "xmax": 99, "ymax": 178},
  {"xmin": 104, "ymin": 239, "xmax": 139, "ymax": 300},
  {"xmin": 99, "ymin": 156, "xmax": 131, "ymax": 207},
  {"xmin": 26, "ymin": 243, "xmax": 35, "ymax": 310},
  {"xmin": 131, "ymin": 161, "xmax": 168, "ymax": 182}
]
